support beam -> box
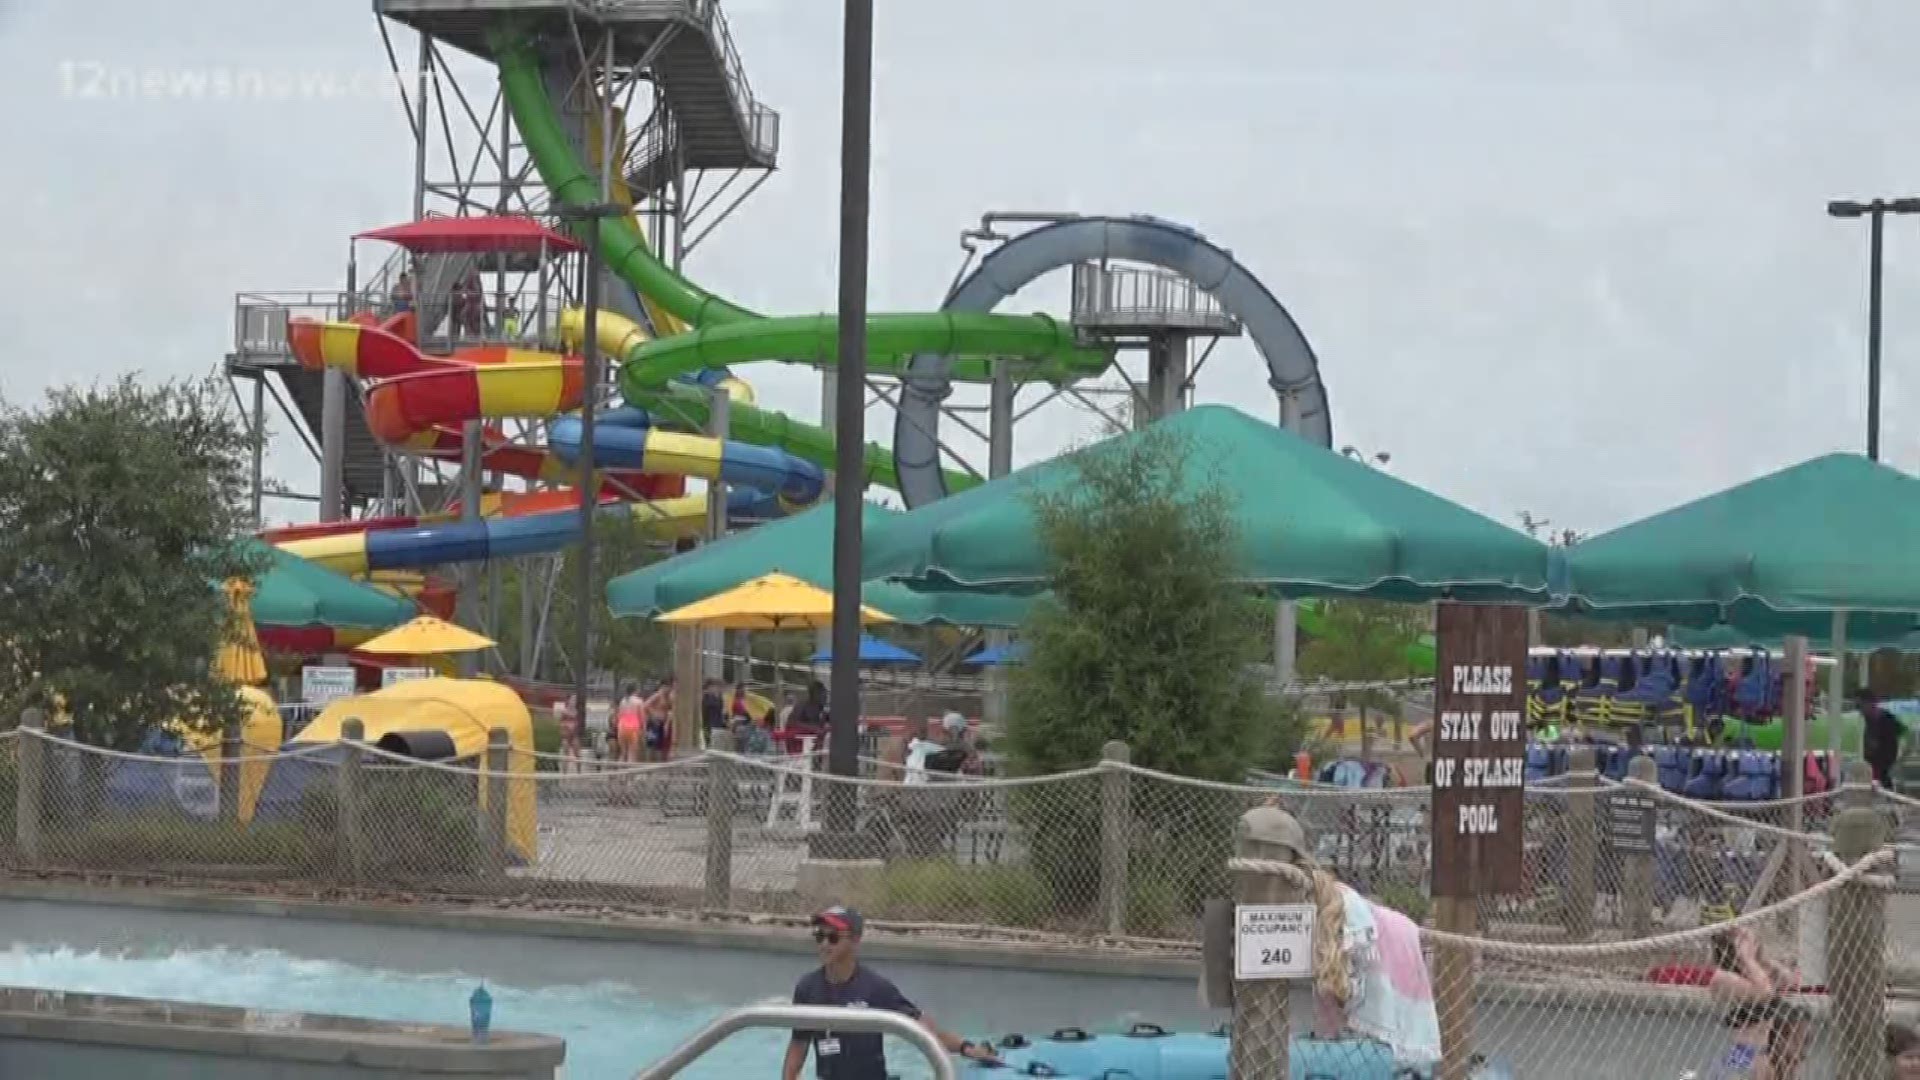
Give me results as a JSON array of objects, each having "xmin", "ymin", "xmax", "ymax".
[
  {"xmin": 457, "ymin": 418, "xmax": 484, "ymax": 676},
  {"xmin": 1142, "ymin": 332, "xmax": 1190, "ymax": 422},
  {"xmin": 703, "ymin": 386, "xmax": 730, "ymax": 683},
  {"xmin": 982, "ymin": 361, "xmax": 1016, "ymax": 726},
  {"xmin": 318, "ymin": 369, "xmax": 348, "ymax": 522},
  {"xmin": 250, "ymin": 376, "xmax": 267, "ymax": 529},
  {"xmin": 815, "ymin": 365, "xmax": 837, "ymax": 658}
]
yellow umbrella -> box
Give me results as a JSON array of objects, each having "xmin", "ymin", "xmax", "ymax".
[
  {"xmin": 356, "ymin": 615, "xmax": 496, "ymax": 656},
  {"xmin": 214, "ymin": 578, "xmax": 269, "ymax": 686},
  {"xmin": 654, "ymin": 571, "xmax": 894, "ymax": 631}
]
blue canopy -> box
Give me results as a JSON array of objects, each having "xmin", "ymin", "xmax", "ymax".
[
  {"xmin": 966, "ymin": 641, "xmax": 1029, "ymax": 666},
  {"xmin": 808, "ymin": 634, "xmax": 923, "ymax": 666}
]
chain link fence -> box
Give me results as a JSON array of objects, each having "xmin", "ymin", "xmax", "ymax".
[{"xmin": 0, "ymin": 723, "xmax": 1907, "ymax": 1074}]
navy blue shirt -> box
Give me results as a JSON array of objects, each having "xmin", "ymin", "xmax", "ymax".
[{"xmin": 791, "ymin": 964, "xmax": 919, "ymax": 1080}]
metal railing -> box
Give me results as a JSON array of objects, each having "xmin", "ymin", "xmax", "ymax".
[
  {"xmin": 1070, "ymin": 263, "xmax": 1240, "ymax": 334},
  {"xmin": 747, "ymin": 103, "xmax": 779, "ymax": 160},
  {"xmin": 232, "ymin": 292, "xmax": 358, "ymax": 358},
  {"xmin": 631, "ymin": 1002, "xmax": 954, "ymax": 1080},
  {"xmin": 691, "ymin": 0, "xmax": 765, "ymax": 148}
]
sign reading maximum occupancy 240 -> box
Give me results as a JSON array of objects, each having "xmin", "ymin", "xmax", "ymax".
[{"xmin": 1429, "ymin": 604, "xmax": 1529, "ymax": 898}]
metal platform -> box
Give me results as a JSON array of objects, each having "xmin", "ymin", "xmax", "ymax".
[
  {"xmin": 227, "ymin": 293, "xmax": 388, "ymax": 507},
  {"xmin": 1070, "ymin": 263, "xmax": 1243, "ymax": 338},
  {"xmin": 376, "ymin": 0, "xmax": 778, "ymax": 177}
]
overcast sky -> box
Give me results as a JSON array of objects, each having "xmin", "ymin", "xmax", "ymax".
[{"xmin": 4, "ymin": 0, "xmax": 1920, "ymax": 537}]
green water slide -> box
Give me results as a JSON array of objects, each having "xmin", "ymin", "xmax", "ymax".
[
  {"xmin": 1293, "ymin": 598, "xmax": 1438, "ymax": 675},
  {"xmin": 494, "ymin": 24, "xmax": 1110, "ymax": 410},
  {"xmin": 617, "ymin": 313, "xmax": 1107, "ymax": 390}
]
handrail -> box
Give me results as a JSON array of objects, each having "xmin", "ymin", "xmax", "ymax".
[{"xmin": 631, "ymin": 1002, "xmax": 955, "ymax": 1080}]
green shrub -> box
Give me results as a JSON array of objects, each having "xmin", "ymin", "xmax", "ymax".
[
  {"xmin": 530, "ymin": 712, "xmax": 561, "ymax": 762},
  {"xmin": 0, "ymin": 748, "xmax": 15, "ymax": 846},
  {"xmin": 1372, "ymin": 881, "xmax": 1431, "ymax": 925},
  {"xmin": 47, "ymin": 818, "xmax": 321, "ymax": 870},
  {"xmin": 877, "ymin": 859, "xmax": 1054, "ymax": 930},
  {"xmin": 1123, "ymin": 871, "xmax": 1181, "ymax": 937},
  {"xmin": 293, "ymin": 768, "xmax": 482, "ymax": 875}
]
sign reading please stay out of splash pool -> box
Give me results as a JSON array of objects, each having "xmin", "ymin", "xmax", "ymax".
[{"xmin": 1429, "ymin": 603, "xmax": 1529, "ymax": 898}]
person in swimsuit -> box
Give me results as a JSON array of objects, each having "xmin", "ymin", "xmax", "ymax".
[
  {"xmin": 554, "ymin": 695, "xmax": 582, "ymax": 773},
  {"xmin": 643, "ymin": 676, "xmax": 676, "ymax": 761},
  {"xmin": 614, "ymin": 683, "xmax": 645, "ymax": 763},
  {"xmin": 1706, "ymin": 926, "xmax": 1805, "ymax": 1079}
]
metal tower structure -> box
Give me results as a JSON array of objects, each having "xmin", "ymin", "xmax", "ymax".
[{"xmin": 224, "ymin": 0, "xmax": 780, "ymax": 682}]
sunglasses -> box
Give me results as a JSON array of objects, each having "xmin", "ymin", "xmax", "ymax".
[{"xmin": 812, "ymin": 929, "xmax": 843, "ymax": 945}]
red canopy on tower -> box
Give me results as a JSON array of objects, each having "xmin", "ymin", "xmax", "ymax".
[{"xmin": 354, "ymin": 215, "xmax": 584, "ymax": 255}]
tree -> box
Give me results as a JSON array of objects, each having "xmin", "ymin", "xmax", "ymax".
[
  {"xmin": 1297, "ymin": 599, "xmax": 1428, "ymax": 752},
  {"xmin": 0, "ymin": 376, "xmax": 267, "ymax": 750},
  {"xmin": 1008, "ymin": 425, "xmax": 1297, "ymax": 779},
  {"xmin": 1005, "ymin": 426, "xmax": 1305, "ymax": 923}
]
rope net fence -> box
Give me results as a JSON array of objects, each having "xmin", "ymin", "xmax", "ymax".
[{"xmin": 0, "ymin": 725, "xmax": 1908, "ymax": 1075}]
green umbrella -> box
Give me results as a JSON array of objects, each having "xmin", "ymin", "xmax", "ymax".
[
  {"xmin": 1561, "ymin": 453, "xmax": 1920, "ymax": 631},
  {"xmin": 244, "ymin": 541, "xmax": 417, "ymax": 630},
  {"xmin": 863, "ymin": 405, "xmax": 1551, "ymax": 602},
  {"xmin": 605, "ymin": 503, "xmax": 1031, "ymax": 628},
  {"xmin": 1666, "ymin": 620, "xmax": 1920, "ymax": 653}
]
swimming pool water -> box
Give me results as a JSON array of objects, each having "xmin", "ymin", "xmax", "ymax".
[
  {"xmin": 0, "ymin": 899, "xmax": 1822, "ymax": 1080},
  {"xmin": 0, "ymin": 900, "xmax": 1214, "ymax": 1080},
  {"xmin": 0, "ymin": 941, "xmax": 809, "ymax": 1078}
]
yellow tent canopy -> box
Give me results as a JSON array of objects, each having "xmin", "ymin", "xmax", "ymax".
[
  {"xmin": 37, "ymin": 686, "xmax": 282, "ymax": 824},
  {"xmin": 292, "ymin": 677, "xmax": 536, "ymax": 861},
  {"xmin": 179, "ymin": 685, "xmax": 282, "ymax": 823}
]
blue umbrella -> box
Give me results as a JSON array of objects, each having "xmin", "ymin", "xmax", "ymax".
[
  {"xmin": 966, "ymin": 641, "xmax": 1029, "ymax": 666},
  {"xmin": 808, "ymin": 634, "xmax": 923, "ymax": 666}
]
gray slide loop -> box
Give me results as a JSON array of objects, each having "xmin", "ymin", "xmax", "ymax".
[{"xmin": 892, "ymin": 215, "xmax": 1331, "ymax": 508}]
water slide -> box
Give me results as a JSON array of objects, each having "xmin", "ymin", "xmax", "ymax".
[
  {"xmin": 1291, "ymin": 598, "xmax": 1437, "ymax": 675},
  {"xmin": 281, "ymin": 318, "xmax": 821, "ymax": 574},
  {"xmin": 282, "ymin": 22, "xmax": 1115, "ymax": 579},
  {"xmin": 894, "ymin": 216, "xmax": 1333, "ymax": 508}
]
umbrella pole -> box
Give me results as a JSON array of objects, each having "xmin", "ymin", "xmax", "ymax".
[
  {"xmin": 772, "ymin": 619, "xmax": 784, "ymax": 724},
  {"xmin": 1829, "ymin": 609, "xmax": 1847, "ymax": 759}
]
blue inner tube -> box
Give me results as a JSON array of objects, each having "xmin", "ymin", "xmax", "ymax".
[{"xmin": 962, "ymin": 1024, "xmax": 1515, "ymax": 1080}]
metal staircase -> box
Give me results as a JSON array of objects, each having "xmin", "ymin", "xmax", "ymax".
[{"xmin": 374, "ymin": 0, "xmax": 781, "ymax": 199}]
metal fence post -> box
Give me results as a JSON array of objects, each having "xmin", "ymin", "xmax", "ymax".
[
  {"xmin": 1827, "ymin": 804, "xmax": 1889, "ymax": 1077},
  {"xmin": 705, "ymin": 731, "xmax": 736, "ymax": 910},
  {"xmin": 484, "ymin": 728, "xmax": 511, "ymax": 880},
  {"xmin": 338, "ymin": 719, "xmax": 366, "ymax": 883},
  {"xmin": 1562, "ymin": 745, "xmax": 1597, "ymax": 940},
  {"xmin": 1099, "ymin": 740, "xmax": 1131, "ymax": 936},
  {"xmin": 1228, "ymin": 805, "xmax": 1310, "ymax": 1080},
  {"xmin": 16, "ymin": 709, "xmax": 44, "ymax": 865},
  {"xmin": 1621, "ymin": 756, "xmax": 1657, "ymax": 936},
  {"xmin": 219, "ymin": 719, "xmax": 242, "ymax": 823}
]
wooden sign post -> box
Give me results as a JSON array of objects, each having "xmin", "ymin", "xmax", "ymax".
[{"xmin": 1428, "ymin": 602, "xmax": 1529, "ymax": 1080}]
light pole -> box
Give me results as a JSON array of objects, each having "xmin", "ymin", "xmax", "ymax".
[
  {"xmin": 1827, "ymin": 196, "xmax": 1920, "ymax": 462},
  {"xmin": 822, "ymin": 0, "xmax": 876, "ymax": 855},
  {"xmin": 556, "ymin": 202, "xmax": 624, "ymax": 740}
]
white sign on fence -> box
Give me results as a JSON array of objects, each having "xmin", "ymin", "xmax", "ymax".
[
  {"xmin": 381, "ymin": 667, "xmax": 433, "ymax": 688},
  {"xmin": 301, "ymin": 665, "xmax": 358, "ymax": 705},
  {"xmin": 1234, "ymin": 902, "xmax": 1315, "ymax": 981}
]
